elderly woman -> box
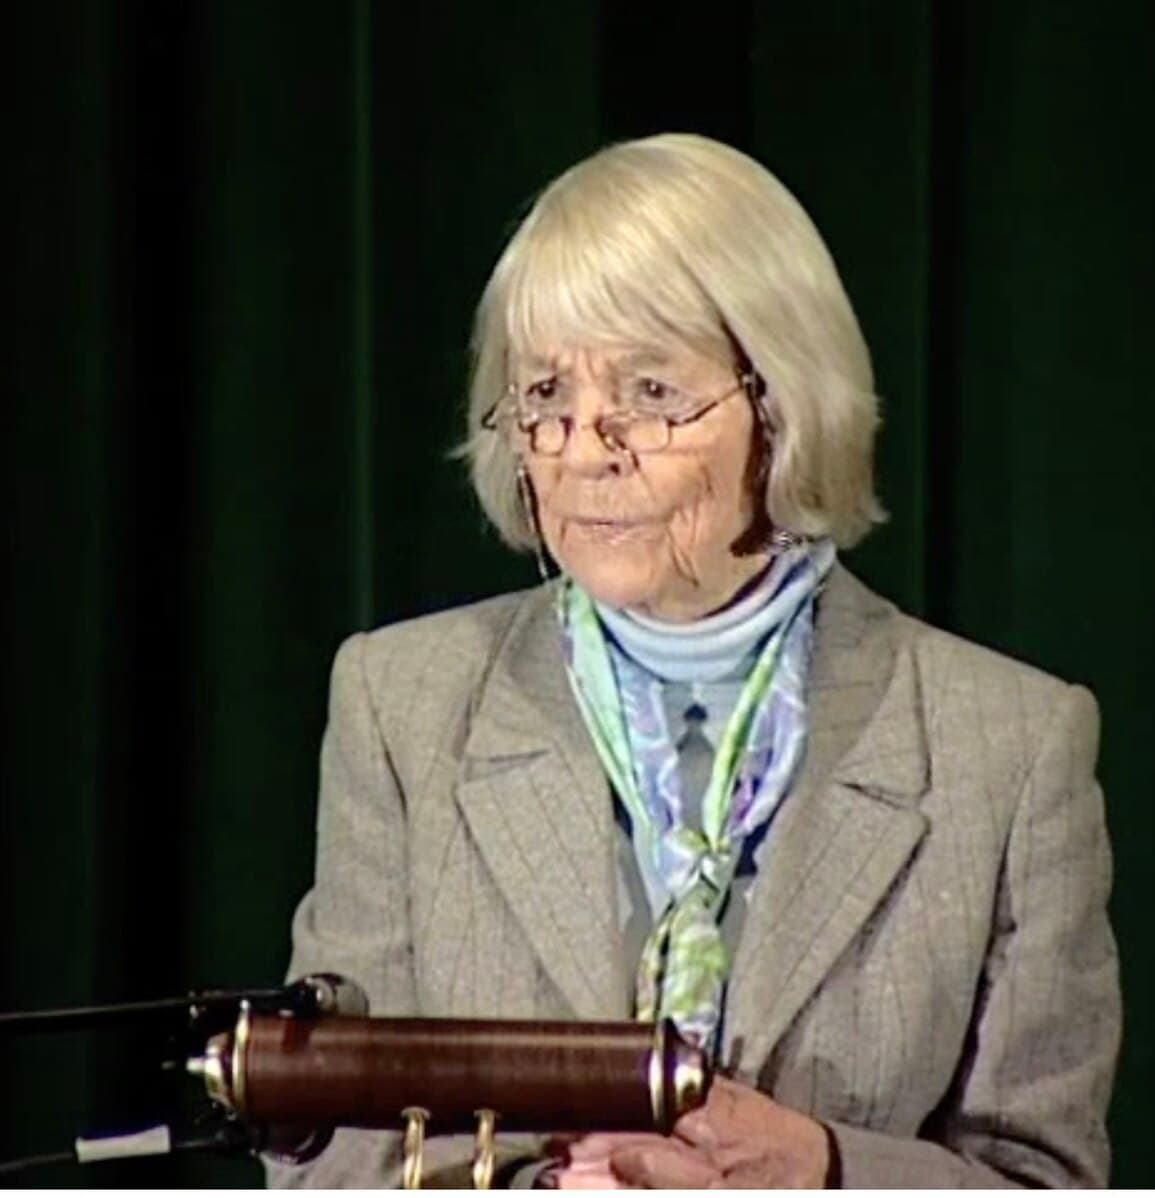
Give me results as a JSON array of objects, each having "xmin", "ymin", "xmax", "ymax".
[{"xmin": 269, "ymin": 134, "xmax": 1119, "ymax": 1188}]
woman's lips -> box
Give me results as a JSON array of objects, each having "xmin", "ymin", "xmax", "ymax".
[{"xmin": 563, "ymin": 517, "xmax": 661, "ymax": 545}]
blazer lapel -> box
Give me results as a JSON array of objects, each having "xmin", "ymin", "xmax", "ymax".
[
  {"xmin": 724, "ymin": 568, "xmax": 930, "ymax": 1075},
  {"xmin": 454, "ymin": 585, "xmax": 629, "ymax": 1020}
]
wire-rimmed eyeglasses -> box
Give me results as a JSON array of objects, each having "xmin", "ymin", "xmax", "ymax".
[{"xmin": 480, "ymin": 368, "xmax": 768, "ymax": 456}]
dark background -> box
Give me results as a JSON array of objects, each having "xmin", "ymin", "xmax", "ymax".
[{"xmin": 3, "ymin": 0, "xmax": 1152, "ymax": 1186}]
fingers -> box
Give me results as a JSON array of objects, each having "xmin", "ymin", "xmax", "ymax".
[
  {"xmin": 541, "ymin": 1132, "xmax": 583, "ymax": 1160},
  {"xmin": 548, "ymin": 1133, "xmax": 666, "ymax": 1191},
  {"xmin": 673, "ymin": 1073, "xmax": 744, "ymax": 1149},
  {"xmin": 564, "ymin": 1132, "xmax": 668, "ymax": 1162},
  {"xmin": 609, "ymin": 1138, "xmax": 721, "ymax": 1189},
  {"xmin": 553, "ymin": 1082, "xmax": 828, "ymax": 1189},
  {"xmin": 669, "ymin": 1077, "xmax": 831, "ymax": 1188},
  {"xmin": 550, "ymin": 1129, "xmax": 725, "ymax": 1189},
  {"xmin": 554, "ymin": 1164, "xmax": 629, "ymax": 1189}
]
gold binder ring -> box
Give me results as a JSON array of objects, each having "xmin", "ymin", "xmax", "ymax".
[
  {"xmin": 471, "ymin": 1108, "xmax": 497, "ymax": 1190},
  {"xmin": 401, "ymin": 1106, "xmax": 430, "ymax": 1190}
]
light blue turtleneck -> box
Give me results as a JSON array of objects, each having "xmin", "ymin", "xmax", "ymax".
[
  {"xmin": 593, "ymin": 549, "xmax": 817, "ymax": 756},
  {"xmin": 587, "ymin": 542, "xmax": 835, "ymax": 937},
  {"xmin": 593, "ymin": 553, "xmax": 794, "ymax": 685}
]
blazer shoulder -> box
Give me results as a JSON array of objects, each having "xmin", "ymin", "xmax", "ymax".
[
  {"xmin": 832, "ymin": 565, "xmax": 1085, "ymax": 705},
  {"xmin": 897, "ymin": 608, "xmax": 1082, "ymax": 697},
  {"xmin": 365, "ymin": 587, "xmax": 536, "ymax": 659},
  {"xmin": 831, "ymin": 567, "xmax": 1097, "ymax": 765},
  {"xmin": 328, "ymin": 586, "xmax": 544, "ymax": 725},
  {"xmin": 885, "ymin": 604, "xmax": 1098, "ymax": 764}
]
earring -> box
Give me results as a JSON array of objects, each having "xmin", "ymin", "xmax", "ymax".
[
  {"xmin": 516, "ymin": 461, "xmax": 553, "ymax": 585},
  {"xmin": 770, "ymin": 527, "xmax": 802, "ymax": 553}
]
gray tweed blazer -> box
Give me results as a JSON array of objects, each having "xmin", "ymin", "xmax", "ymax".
[{"xmin": 267, "ymin": 565, "xmax": 1119, "ymax": 1189}]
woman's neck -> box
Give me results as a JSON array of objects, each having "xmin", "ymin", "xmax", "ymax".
[
  {"xmin": 593, "ymin": 547, "xmax": 806, "ymax": 684},
  {"xmin": 630, "ymin": 551, "xmax": 774, "ymax": 624}
]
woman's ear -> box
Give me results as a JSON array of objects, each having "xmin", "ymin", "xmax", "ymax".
[{"xmin": 729, "ymin": 415, "xmax": 775, "ymax": 558}]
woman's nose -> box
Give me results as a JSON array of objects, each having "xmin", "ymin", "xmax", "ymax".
[{"xmin": 559, "ymin": 381, "xmax": 632, "ymax": 474}]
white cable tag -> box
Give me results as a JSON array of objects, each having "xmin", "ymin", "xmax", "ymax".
[{"xmin": 75, "ymin": 1124, "xmax": 173, "ymax": 1163}]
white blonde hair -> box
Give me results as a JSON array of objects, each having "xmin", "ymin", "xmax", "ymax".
[{"xmin": 461, "ymin": 132, "xmax": 886, "ymax": 549}]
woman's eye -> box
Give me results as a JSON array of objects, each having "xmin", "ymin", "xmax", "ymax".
[
  {"xmin": 525, "ymin": 378, "xmax": 559, "ymax": 402},
  {"xmin": 633, "ymin": 377, "xmax": 679, "ymax": 404}
]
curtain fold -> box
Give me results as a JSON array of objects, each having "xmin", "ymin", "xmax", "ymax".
[{"xmin": 3, "ymin": 1, "xmax": 1150, "ymax": 1185}]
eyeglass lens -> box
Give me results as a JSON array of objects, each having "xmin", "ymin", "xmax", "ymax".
[{"xmin": 526, "ymin": 414, "xmax": 671, "ymax": 455}]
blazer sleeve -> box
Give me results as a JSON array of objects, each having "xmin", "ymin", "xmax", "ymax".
[
  {"xmin": 264, "ymin": 634, "xmax": 542, "ymax": 1188},
  {"xmin": 827, "ymin": 683, "xmax": 1121, "ymax": 1188}
]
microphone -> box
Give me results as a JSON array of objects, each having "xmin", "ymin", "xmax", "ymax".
[
  {"xmin": 299, "ymin": 972, "xmax": 369, "ymax": 1017},
  {"xmin": 278, "ymin": 972, "xmax": 369, "ymax": 1019},
  {"xmin": 0, "ymin": 973, "xmax": 372, "ymax": 1176},
  {"xmin": 0, "ymin": 974, "xmax": 365, "ymax": 1035},
  {"xmin": 186, "ymin": 972, "xmax": 370, "ymax": 1165}
]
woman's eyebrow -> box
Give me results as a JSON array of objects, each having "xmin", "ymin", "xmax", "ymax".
[
  {"xmin": 616, "ymin": 349, "xmax": 674, "ymax": 371},
  {"xmin": 520, "ymin": 353, "xmax": 561, "ymax": 372},
  {"xmin": 516, "ymin": 349, "xmax": 675, "ymax": 373}
]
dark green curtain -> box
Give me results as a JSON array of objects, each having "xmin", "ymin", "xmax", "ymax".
[{"xmin": 3, "ymin": 1, "xmax": 1151, "ymax": 1186}]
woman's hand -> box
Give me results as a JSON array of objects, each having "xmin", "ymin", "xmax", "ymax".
[{"xmin": 545, "ymin": 1076, "xmax": 831, "ymax": 1189}]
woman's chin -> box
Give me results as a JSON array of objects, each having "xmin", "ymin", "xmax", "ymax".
[{"xmin": 559, "ymin": 557, "xmax": 660, "ymax": 613}]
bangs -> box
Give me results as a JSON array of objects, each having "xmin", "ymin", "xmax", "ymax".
[{"xmin": 499, "ymin": 178, "xmax": 731, "ymax": 365}]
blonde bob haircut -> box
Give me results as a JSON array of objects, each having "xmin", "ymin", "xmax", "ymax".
[{"xmin": 462, "ymin": 132, "xmax": 886, "ymax": 550}]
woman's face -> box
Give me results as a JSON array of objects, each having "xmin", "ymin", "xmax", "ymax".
[{"xmin": 515, "ymin": 342, "xmax": 771, "ymax": 622}]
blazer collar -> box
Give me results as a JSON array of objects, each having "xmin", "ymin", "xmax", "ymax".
[
  {"xmin": 455, "ymin": 567, "xmax": 931, "ymax": 1044},
  {"xmin": 800, "ymin": 564, "xmax": 929, "ymax": 802}
]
